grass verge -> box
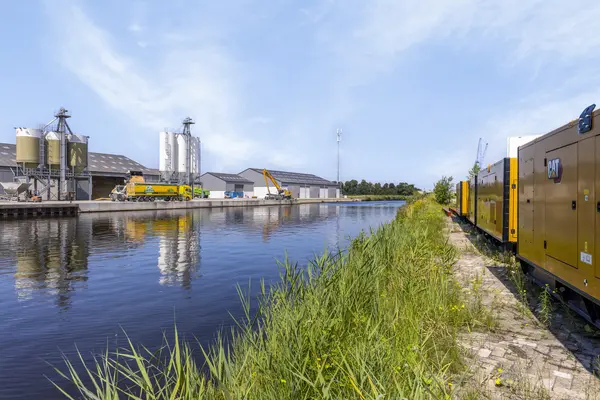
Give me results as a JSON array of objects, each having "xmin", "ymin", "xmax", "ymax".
[{"xmin": 54, "ymin": 197, "xmax": 491, "ymax": 399}]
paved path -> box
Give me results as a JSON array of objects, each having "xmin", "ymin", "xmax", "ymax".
[{"xmin": 449, "ymin": 217, "xmax": 600, "ymax": 399}]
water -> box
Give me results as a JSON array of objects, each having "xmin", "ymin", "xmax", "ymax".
[{"xmin": 0, "ymin": 201, "xmax": 404, "ymax": 399}]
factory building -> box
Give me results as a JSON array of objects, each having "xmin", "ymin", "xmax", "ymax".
[
  {"xmin": 0, "ymin": 143, "xmax": 159, "ymax": 199},
  {"xmin": 238, "ymin": 168, "xmax": 340, "ymax": 199},
  {"xmin": 200, "ymin": 172, "xmax": 254, "ymax": 199}
]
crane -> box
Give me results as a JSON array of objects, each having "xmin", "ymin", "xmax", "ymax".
[
  {"xmin": 475, "ymin": 138, "xmax": 488, "ymax": 169},
  {"xmin": 262, "ymin": 169, "xmax": 292, "ymax": 200}
]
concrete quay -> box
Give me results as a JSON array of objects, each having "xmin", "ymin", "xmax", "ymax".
[{"xmin": 0, "ymin": 198, "xmax": 357, "ymax": 218}]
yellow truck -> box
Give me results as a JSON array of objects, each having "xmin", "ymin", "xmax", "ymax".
[{"xmin": 110, "ymin": 183, "xmax": 192, "ymax": 202}]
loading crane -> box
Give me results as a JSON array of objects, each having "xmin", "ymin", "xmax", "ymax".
[
  {"xmin": 262, "ymin": 169, "xmax": 292, "ymax": 200},
  {"xmin": 475, "ymin": 138, "xmax": 488, "ymax": 169}
]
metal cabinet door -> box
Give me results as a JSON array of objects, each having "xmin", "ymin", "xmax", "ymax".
[
  {"xmin": 578, "ymin": 137, "xmax": 595, "ymax": 272},
  {"xmin": 545, "ymin": 143, "xmax": 578, "ymax": 268},
  {"xmin": 518, "ymin": 157, "xmax": 534, "ymax": 257}
]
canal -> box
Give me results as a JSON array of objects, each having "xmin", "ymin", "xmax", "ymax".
[{"xmin": 0, "ymin": 201, "xmax": 404, "ymax": 399}]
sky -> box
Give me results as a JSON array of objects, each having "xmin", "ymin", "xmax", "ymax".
[{"xmin": 1, "ymin": 0, "xmax": 600, "ymax": 189}]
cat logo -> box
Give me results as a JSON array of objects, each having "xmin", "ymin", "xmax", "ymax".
[{"xmin": 547, "ymin": 158, "xmax": 562, "ymax": 183}]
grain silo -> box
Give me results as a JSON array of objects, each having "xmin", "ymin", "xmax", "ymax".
[
  {"xmin": 12, "ymin": 107, "xmax": 92, "ymax": 201},
  {"xmin": 45, "ymin": 131, "xmax": 61, "ymax": 167},
  {"xmin": 67, "ymin": 134, "xmax": 88, "ymax": 172},
  {"xmin": 159, "ymin": 131, "xmax": 178, "ymax": 181},
  {"xmin": 190, "ymin": 136, "xmax": 200, "ymax": 176},
  {"xmin": 176, "ymin": 134, "xmax": 188, "ymax": 176},
  {"xmin": 15, "ymin": 128, "xmax": 42, "ymax": 168},
  {"xmin": 158, "ymin": 117, "xmax": 196, "ymax": 185}
]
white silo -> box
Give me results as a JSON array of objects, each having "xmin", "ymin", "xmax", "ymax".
[
  {"xmin": 176, "ymin": 134, "xmax": 188, "ymax": 174},
  {"xmin": 159, "ymin": 131, "xmax": 178, "ymax": 176},
  {"xmin": 190, "ymin": 137, "xmax": 200, "ymax": 175}
]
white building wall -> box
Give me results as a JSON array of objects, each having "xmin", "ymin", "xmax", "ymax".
[
  {"xmin": 208, "ymin": 191, "xmax": 226, "ymax": 199},
  {"xmin": 244, "ymin": 191, "xmax": 254, "ymax": 198},
  {"xmin": 336, "ymin": 188, "xmax": 340, "ymax": 198},
  {"xmin": 319, "ymin": 188, "xmax": 328, "ymax": 198},
  {"xmin": 253, "ymin": 186, "xmax": 272, "ymax": 199}
]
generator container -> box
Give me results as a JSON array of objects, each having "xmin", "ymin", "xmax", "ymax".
[
  {"xmin": 468, "ymin": 175, "xmax": 477, "ymax": 225},
  {"xmin": 517, "ymin": 104, "xmax": 600, "ymax": 318},
  {"xmin": 458, "ymin": 181, "xmax": 469, "ymax": 216},
  {"xmin": 476, "ymin": 158, "xmax": 518, "ymax": 243}
]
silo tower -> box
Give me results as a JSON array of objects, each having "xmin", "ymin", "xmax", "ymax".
[{"xmin": 181, "ymin": 117, "xmax": 195, "ymax": 186}]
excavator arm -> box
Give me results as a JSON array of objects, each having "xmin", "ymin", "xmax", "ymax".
[
  {"xmin": 263, "ymin": 169, "xmax": 282, "ymax": 194},
  {"xmin": 262, "ymin": 169, "xmax": 292, "ymax": 200}
]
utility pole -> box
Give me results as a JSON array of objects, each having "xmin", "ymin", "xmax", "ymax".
[
  {"xmin": 336, "ymin": 128, "xmax": 342, "ymax": 196},
  {"xmin": 336, "ymin": 128, "xmax": 342, "ymax": 185}
]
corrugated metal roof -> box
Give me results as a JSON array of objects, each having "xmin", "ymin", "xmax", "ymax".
[
  {"xmin": 0, "ymin": 143, "xmax": 16, "ymax": 168},
  {"xmin": 245, "ymin": 168, "xmax": 335, "ymax": 185},
  {"xmin": 0, "ymin": 143, "xmax": 159, "ymax": 176},
  {"xmin": 202, "ymin": 172, "xmax": 253, "ymax": 184}
]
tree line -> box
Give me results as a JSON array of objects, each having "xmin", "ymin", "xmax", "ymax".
[{"xmin": 341, "ymin": 180, "xmax": 419, "ymax": 196}]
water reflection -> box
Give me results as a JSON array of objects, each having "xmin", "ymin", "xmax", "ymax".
[
  {"xmin": 0, "ymin": 201, "xmax": 404, "ymax": 400},
  {"xmin": 0, "ymin": 203, "xmax": 387, "ymax": 308},
  {"xmin": 155, "ymin": 215, "xmax": 200, "ymax": 288},
  {"xmin": 0, "ymin": 218, "xmax": 91, "ymax": 308}
]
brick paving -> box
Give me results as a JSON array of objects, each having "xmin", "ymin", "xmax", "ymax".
[{"xmin": 448, "ymin": 217, "xmax": 600, "ymax": 399}]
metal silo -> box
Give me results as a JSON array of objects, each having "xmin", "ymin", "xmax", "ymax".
[
  {"xmin": 190, "ymin": 137, "xmax": 200, "ymax": 175},
  {"xmin": 45, "ymin": 131, "xmax": 62, "ymax": 167},
  {"xmin": 15, "ymin": 128, "xmax": 42, "ymax": 168},
  {"xmin": 176, "ymin": 134, "xmax": 188, "ymax": 174},
  {"xmin": 67, "ymin": 134, "xmax": 88, "ymax": 172},
  {"xmin": 159, "ymin": 131, "xmax": 178, "ymax": 176}
]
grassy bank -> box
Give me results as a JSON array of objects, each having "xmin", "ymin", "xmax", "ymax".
[
  {"xmin": 348, "ymin": 194, "xmax": 411, "ymax": 201},
  {"xmin": 56, "ymin": 198, "xmax": 490, "ymax": 399}
]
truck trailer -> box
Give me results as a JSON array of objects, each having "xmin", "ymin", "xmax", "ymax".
[{"xmin": 110, "ymin": 183, "xmax": 192, "ymax": 202}]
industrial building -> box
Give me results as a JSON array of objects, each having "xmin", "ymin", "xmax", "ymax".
[
  {"xmin": 239, "ymin": 168, "xmax": 340, "ymax": 199},
  {"xmin": 0, "ymin": 143, "xmax": 159, "ymax": 199},
  {"xmin": 200, "ymin": 172, "xmax": 254, "ymax": 199},
  {"xmin": 0, "ymin": 108, "xmax": 196, "ymax": 201}
]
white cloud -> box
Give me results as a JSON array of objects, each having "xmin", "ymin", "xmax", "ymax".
[
  {"xmin": 323, "ymin": 0, "xmax": 600, "ymax": 183},
  {"xmin": 44, "ymin": 2, "xmax": 281, "ymax": 170},
  {"xmin": 42, "ymin": 0, "xmax": 600, "ymax": 184},
  {"xmin": 128, "ymin": 23, "xmax": 143, "ymax": 33}
]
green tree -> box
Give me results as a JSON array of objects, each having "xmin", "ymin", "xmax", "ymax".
[
  {"xmin": 468, "ymin": 162, "xmax": 481, "ymax": 179},
  {"xmin": 433, "ymin": 176, "xmax": 454, "ymax": 205}
]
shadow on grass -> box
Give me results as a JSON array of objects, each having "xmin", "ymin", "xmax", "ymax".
[{"xmin": 451, "ymin": 215, "xmax": 600, "ymax": 376}]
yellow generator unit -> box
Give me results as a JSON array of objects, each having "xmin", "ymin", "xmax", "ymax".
[
  {"xmin": 475, "ymin": 158, "xmax": 518, "ymax": 243},
  {"xmin": 455, "ymin": 181, "xmax": 469, "ymax": 217},
  {"xmin": 467, "ymin": 175, "xmax": 477, "ymax": 225},
  {"xmin": 518, "ymin": 103, "xmax": 600, "ymax": 325}
]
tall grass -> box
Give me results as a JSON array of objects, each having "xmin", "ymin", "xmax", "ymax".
[{"xmin": 54, "ymin": 198, "xmax": 490, "ymax": 399}]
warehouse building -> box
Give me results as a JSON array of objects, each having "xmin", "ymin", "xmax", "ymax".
[
  {"xmin": 200, "ymin": 172, "xmax": 254, "ymax": 199},
  {"xmin": 0, "ymin": 143, "xmax": 159, "ymax": 199},
  {"xmin": 238, "ymin": 168, "xmax": 340, "ymax": 199}
]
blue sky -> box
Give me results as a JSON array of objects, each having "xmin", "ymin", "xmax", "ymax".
[{"xmin": 1, "ymin": 0, "xmax": 599, "ymax": 189}]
